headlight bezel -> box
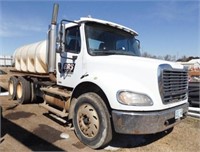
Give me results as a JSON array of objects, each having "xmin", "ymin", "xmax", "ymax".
[{"xmin": 117, "ymin": 90, "xmax": 153, "ymax": 106}]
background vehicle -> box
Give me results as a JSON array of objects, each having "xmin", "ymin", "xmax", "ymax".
[
  {"xmin": 188, "ymin": 82, "xmax": 200, "ymax": 106},
  {"xmin": 188, "ymin": 69, "xmax": 200, "ymax": 106},
  {"xmin": 7, "ymin": 4, "xmax": 188, "ymax": 149}
]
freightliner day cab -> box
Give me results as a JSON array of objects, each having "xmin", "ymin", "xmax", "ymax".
[{"xmin": 8, "ymin": 4, "xmax": 188, "ymax": 149}]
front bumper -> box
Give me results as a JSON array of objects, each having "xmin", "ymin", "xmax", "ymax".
[{"xmin": 112, "ymin": 103, "xmax": 188, "ymax": 134}]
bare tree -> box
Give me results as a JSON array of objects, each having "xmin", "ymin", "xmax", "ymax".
[{"xmin": 141, "ymin": 52, "xmax": 176, "ymax": 61}]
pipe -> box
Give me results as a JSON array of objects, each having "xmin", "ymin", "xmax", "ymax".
[
  {"xmin": 51, "ymin": 4, "xmax": 59, "ymax": 25},
  {"xmin": 48, "ymin": 3, "xmax": 59, "ymax": 79},
  {"xmin": 188, "ymin": 107, "xmax": 200, "ymax": 113},
  {"xmin": 188, "ymin": 112, "xmax": 200, "ymax": 118}
]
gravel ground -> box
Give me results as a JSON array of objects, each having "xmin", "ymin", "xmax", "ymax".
[{"xmin": 0, "ymin": 95, "xmax": 200, "ymax": 152}]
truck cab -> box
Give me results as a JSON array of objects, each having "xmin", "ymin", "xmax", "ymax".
[
  {"xmin": 8, "ymin": 4, "xmax": 189, "ymax": 149},
  {"xmin": 54, "ymin": 17, "xmax": 188, "ymax": 148},
  {"xmin": 56, "ymin": 18, "xmax": 140, "ymax": 88}
]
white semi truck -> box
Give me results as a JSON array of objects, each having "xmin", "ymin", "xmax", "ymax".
[{"xmin": 8, "ymin": 4, "xmax": 188, "ymax": 149}]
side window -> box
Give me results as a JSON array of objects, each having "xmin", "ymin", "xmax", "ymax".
[{"xmin": 65, "ymin": 26, "xmax": 81, "ymax": 53}]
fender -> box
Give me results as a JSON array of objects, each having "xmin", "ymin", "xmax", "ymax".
[{"xmin": 71, "ymin": 71, "xmax": 156, "ymax": 111}]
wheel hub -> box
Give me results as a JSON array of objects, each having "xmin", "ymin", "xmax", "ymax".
[
  {"xmin": 77, "ymin": 104, "xmax": 99, "ymax": 138},
  {"xmin": 9, "ymin": 81, "xmax": 14, "ymax": 95},
  {"xmin": 17, "ymin": 82, "xmax": 23, "ymax": 99},
  {"xmin": 83, "ymin": 115, "xmax": 90, "ymax": 125}
]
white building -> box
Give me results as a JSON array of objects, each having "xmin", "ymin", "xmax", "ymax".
[{"xmin": 0, "ymin": 55, "xmax": 13, "ymax": 66}]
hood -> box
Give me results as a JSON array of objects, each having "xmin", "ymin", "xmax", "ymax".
[
  {"xmin": 87, "ymin": 55, "xmax": 180, "ymax": 91},
  {"xmin": 87, "ymin": 55, "xmax": 183, "ymax": 76},
  {"xmin": 85, "ymin": 55, "xmax": 186, "ymax": 111}
]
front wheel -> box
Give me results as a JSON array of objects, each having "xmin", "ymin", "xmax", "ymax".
[{"xmin": 73, "ymin": 93, "xmax": 112, "ymax": 149}]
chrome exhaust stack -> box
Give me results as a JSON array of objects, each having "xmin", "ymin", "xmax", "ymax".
[{"xmin": 48, "ymin": 3, "xmax": 59, "ymax": 80}]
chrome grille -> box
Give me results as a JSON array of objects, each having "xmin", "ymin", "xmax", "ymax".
[{"xmin": 158, "ymin": 65, "xmax": 188, "ymax": 104}]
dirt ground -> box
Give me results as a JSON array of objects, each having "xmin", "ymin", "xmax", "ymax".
[
  {"xmin": 0, "ymin": 95, "xmax": 200, "ymax": 152},
  {"xmin": 0, "ymin": 67, "xmax": 12, "ymax": 91}
]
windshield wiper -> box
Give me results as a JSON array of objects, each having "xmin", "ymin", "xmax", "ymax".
[
  {"xmin": 105, "ymin": 50, "xmax": 135, "ymax": 56},
  {"xmin": 89, "ymin": 49, "xmax": 135, "ymax": 56},
  {"xmin": 102, "ymin": 51, "xmax": 118, "ymax": 55},
  {"xmin": 89, "ymin": 50, "xmax": 116, "ymax": 55}
]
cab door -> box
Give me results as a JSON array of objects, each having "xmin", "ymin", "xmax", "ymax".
[{"xmin": 56, "ymin": 25, "xmax": 83, "ymax": 88}]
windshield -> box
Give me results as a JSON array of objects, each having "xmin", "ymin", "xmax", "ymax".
[{"xmin": 85, "ymin": 22, "xmax": 141, "ymax": 56}]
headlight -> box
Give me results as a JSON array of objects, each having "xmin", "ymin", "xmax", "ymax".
[{"xmin": 117, "ymin": 91, "xmax": 153, "ymax": 106}]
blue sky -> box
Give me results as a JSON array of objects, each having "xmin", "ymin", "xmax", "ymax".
[{"xmin": 0, "ymin": 0, "xmax": 199, "ymax": 59}]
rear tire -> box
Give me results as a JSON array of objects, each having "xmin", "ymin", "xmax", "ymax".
[
  {"xmin": 16, "ymin": 77, "xmax": 31, "ymax": 103},
  {"xmin": 8, "ymin": 76, "xmax": 18, "ymax": 100},
  {"xmin": 73, "ymin": 92, "xmax": 112, "ymax": 149}
]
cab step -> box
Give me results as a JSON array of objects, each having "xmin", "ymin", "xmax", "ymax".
[{"xmin": 39, "ymin": 102, "xmax": 68, "ymax": 118}]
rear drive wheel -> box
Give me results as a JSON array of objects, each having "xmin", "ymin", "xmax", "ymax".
[
  {"xmin": 73, "ymin": 93, "xmax": 112, "ymax": 149},
  {"xmin": 8, "ymin": 76, "xmax": 18, "ymax": 100},
  {"xmin": 16, "ymin": 77, "xmax": 31, "ymax": 103}
]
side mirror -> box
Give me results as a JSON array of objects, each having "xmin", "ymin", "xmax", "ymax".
[
  {"xmin": 56, "ymin": 23, "xmax": 65, "ymax": 53},
  {"xmin": 135, "ymin": 39, "xmax": 140, "ymax": 50},
  {"xmin": 132, "ymin": 39, "xmax": 141, "ymax": 56}
]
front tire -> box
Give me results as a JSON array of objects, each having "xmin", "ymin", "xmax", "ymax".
[{"xmin": 73, "ymin": 93, "xmax": 112, "ymax": 149}]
